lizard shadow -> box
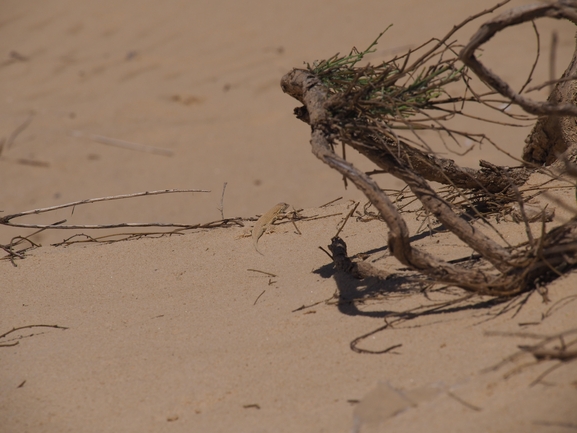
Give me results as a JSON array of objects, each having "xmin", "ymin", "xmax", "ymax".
[
  {"xmin": 312, "ymin": 210, "xmax": 498, "ymax": 319},
  {"xmin": 315, "ymin": 263, "xmax": 504, "ymax": 320},
  {"xmin": 314, "ymin": 263, "xmax": 422, "ymax": 318},
  {"xmin": 313, "ymin": 226, "xmax": 446, "ymax": 318}
]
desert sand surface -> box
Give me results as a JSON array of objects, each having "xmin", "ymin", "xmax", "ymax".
[{"xmin": 1, "ymin": 0, "xmax": 577, "ymax": 432}]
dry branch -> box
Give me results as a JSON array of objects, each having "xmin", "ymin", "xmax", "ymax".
[
  {"xmin": 525, "ymin": 38, "xmax": 577, "ymax": 166},
  {"xmin": 1, "ymin": 114, "xmax": 33, "ymax": 153},
  {"xmin": 282, "ymin": 69, "xmax": 511, "ymax": 290},
  {"xmin": 281, "ymin": 1, "xmax": 577, "ymax": 295},
  {"xmin": 0, "ymin": 324, "xmax": 68, "ymax": 347},
  {"xmin": 485, "ymin": 328, "xmax": 577, "ymax": 385},
  {"xmin": 0, "ymin": 189, "xmax": 209, "ymax": 229},
  {"xmin": 458, "ymin": 1, "xmax": 577, "ymax": 169},
  {"xmin": 460, "ymin": 1, "xmax": 577, "ymax": 116}
]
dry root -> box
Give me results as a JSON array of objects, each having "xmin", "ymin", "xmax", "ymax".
[{"xmin": 281, "ymin": 1, "xmax": 577, "ymax": 296}]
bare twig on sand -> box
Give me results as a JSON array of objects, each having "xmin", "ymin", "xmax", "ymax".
[
  {"xmin": 0, "ymin": 324, "xmax": 68, "ymax": 347},
  {"xmin": 1, "ymin": 114, "xmax": 33, "ymax": 154},
  {"xmin": 0, "ymin": 189, "xmax": 209, "ymax": 229},
  {"xmin": 217, "ymin": 182, "xmax": 228, "ymax": 220}
]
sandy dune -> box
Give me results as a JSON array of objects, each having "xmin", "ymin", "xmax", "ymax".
[{"xmin": 2, "ymin": 1, "xmax": 577, "ymax": 432}]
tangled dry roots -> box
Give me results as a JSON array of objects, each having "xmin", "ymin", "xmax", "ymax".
[{"xmin": 281, "ymin": 1, "xmax": 577, "ymax": 296}]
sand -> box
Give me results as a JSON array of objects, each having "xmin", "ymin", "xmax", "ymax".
[{"xmin": 1, "ymin": 1, "xmax": 577, "ymax": 432}]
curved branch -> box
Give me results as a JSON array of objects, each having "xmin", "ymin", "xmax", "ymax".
[
  {"xmin": 282, "ymin": 69, "xmax": 512, "ymax": 273},
  {"xmin": 524, "ymin": 23, "xmax": 577, "ymax": 166},
  {"xmin": 339, "ymin": 127, "xmax": 531, "ymax": 194},
  {"xmin": 460, "ymin": 1, "xmax": 577, "ymax": 116},
  {"xmin": 311, "ymin": 121, "xmax": 495, "ymax": 288}
]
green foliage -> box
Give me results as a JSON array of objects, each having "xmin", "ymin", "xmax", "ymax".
[{"xmin": 306, "ymin": 28, "xmax": 467, "ymax": 122}]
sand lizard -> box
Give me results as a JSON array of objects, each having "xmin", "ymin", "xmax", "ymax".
[{"xmin": 252, "ymin": 202, "xmax": 289, "ymax": 255}]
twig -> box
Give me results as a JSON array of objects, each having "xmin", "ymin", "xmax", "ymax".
[
  {"xmin": 0, "ymin": 189, "xmax": 210, "ymax": 229},
  {"xmin": 460, "ymin": 2, "xmax": 577, "ymax": 116},
  {"xmin": 0, "ymin": 324, "xmax": 69, "ymax": 339},
  {"xmin": 0, "ymin": 324, "xmax": 68, "ymax": 347},
  {"xmin": 516, "ymin": 21, "xmax": 541, "ymax": 96},
  {"xmin": 281, "ymin": 2, "xmax": 577, "ymax": 296},
  {"xmin": 4, "ymin": 114, "xmax": 33, "ymax": 150},
  {"xmin": 550, "ymin": 31, "xmax": 558, "ymax": 95},
  {"xmin": 48, "ymin": 218, "xmax": 245, "ymax": 246},
  {"xmin": 542, "ymin": 295, "xmax": 577, "ymax": 320},
  {"xmin": 1, "ymin": 222, "xmax": 65, "ymax": 266},
  {"xmin": 525, "ymin": 74, "xmax": 577, "ymax": 93},
  {"xmin": 292, "ymin": 212, "xmax": 343, "ymax": 222},
  {"xmin": 289, "ymin": 211, "xmax": 302, "ymax": 235},
  {"xmin": 318, "ymin": 246, "xmax": 333, "ymax": 260},
  {"xmin": 282, "ymin": 2, "xmax": 577, "ymax": 299},
  {"xmin": 0, "ymin": 342, "xmax": 19, "ymax": 347},
  {"xmin": 319, "ymin": 197, "xmax": 343, "ymax": 207},
  {"xmin": 247, "ymin": 269, "xmax": 277, "ymax": 277},
  {"xmin": 334, "ymin": 201, "xmax": 359, "ymax": 239},
  {"xmin": 520, "ymin": 345, "xmax": 577, "ymax": 362},
  {"xmin": 351, "ymin": 323, "xmax": 403, "ymax": 354},
  {"xmin": 446, "ymin": 391, "xmax": 482, "ymax": 411},
  {"xmin": 483, "ymin": 328, "xmax": 577, "ymax": 373},
  {"xmin": 529, "ymin": 358, "xmax": 577, "ymax": 386},
  {"xmin": 253, "ymin": 290, "xmax": 266, "ymax": 305},
  {"xmin": 282, "ymin": 69, "xmax": 517, "ymax": 291},
  {"xmin": 217, "ymin": 182, "xmax": 228, "ymax": 219},
  {"xmin": 291, "ymin": 299, "xmax": 326, "ymax": 312}
]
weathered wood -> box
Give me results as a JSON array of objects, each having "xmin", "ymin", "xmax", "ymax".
[{"xmin": 280, "ymin": 2, "xmax": 577, "ymax": 295}]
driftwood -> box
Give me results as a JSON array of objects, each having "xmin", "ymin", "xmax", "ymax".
[{"xmin": 281, "ymin": 1, "xmax": 577, "ymax": 295}]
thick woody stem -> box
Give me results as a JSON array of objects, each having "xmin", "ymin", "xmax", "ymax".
[
  {"xmin": 310, "ymin": 123, "xmax": 495, "ymax": 288},
  {"xmin": 281, "ymin": 69, "xmax": 512, "ymax": 273},
  {"xmin": 281, "ymin": 70, "xmax": 520, "ymax": 291}
]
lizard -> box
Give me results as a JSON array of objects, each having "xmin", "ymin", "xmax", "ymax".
[{"xmin": 252, "ymin": 202, "xmax": 289, "ymax": 255}]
